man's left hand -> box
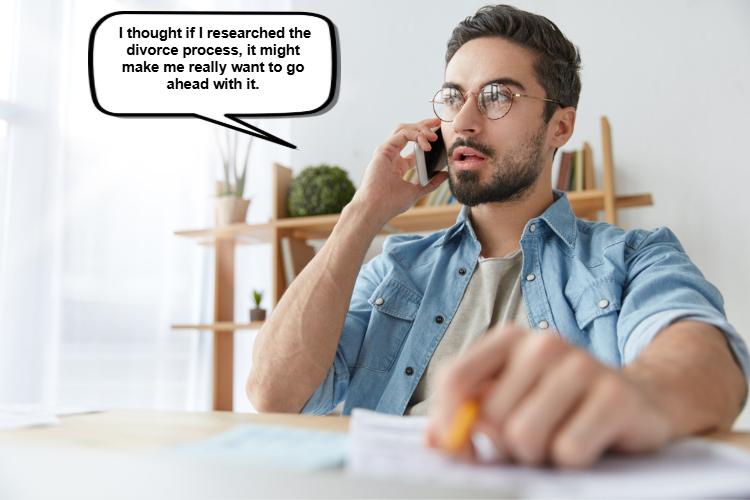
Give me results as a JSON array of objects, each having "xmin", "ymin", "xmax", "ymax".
[{"xmin": 426, "ymin": 324, "xmax": 673, "ymax": 468}]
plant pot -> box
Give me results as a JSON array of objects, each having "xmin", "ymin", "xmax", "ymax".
[
  {"xmin": 250, "ymin": 308, "xmax": 266, "ymax": 322},
  {"xmin": 215, "ymin": 197, "xmax": 250, "ymax": 226}
]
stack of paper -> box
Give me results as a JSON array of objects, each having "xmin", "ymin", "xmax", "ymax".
[{"xmin": 347, "ymin": 409, "xmax": 750, "ymax": 498}]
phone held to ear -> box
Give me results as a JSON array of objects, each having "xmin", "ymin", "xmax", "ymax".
[{"xmin": 414, "ymin": 128, "xmax": 448, "ymax": 187}]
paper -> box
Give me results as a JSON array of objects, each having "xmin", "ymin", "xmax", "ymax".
[
  {"xmin": 171, "ymin": 423, "xmax": 348, "ymax": 472},
  {"xmin": 347, "ymin": 409, "xmax": 750, "ymax": 498},
  {"xmin": 0, "ymin": 406, "xmax": 60, "ymax": 430}
]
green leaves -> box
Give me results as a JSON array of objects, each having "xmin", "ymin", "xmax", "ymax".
[
  {"xmin": 287, "ymin": 164, "xmax": 356, "ymax": 217},
  {"xmin": 252, "ymin": 289, "xmax": 263, "ymax": 307}
]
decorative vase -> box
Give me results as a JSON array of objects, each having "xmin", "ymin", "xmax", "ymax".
[
  {"xmin": 215, "ymin": 197, "xmax": 250, "ymax": 226},
  {"xmin": 250, "ymin": 308, "xmax": 266, "ymax": 322}
]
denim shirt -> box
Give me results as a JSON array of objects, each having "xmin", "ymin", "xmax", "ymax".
[{"xmin": 302, "ymin": 190, "xmax": 750, "ymax": 416}]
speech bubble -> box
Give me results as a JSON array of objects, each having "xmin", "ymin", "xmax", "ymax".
[{"xmin": 88, "ymin": 11, "xmax": 339, "ymax": 149}]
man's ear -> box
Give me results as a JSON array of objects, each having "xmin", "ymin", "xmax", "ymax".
[{"xmin": 548, "ymin": 106, "xmax": 576, "ymax": 148}]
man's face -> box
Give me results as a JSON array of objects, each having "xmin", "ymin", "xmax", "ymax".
[{"xmin": 441, "ymin": 36, "xmax": 551, "ymax": 206}]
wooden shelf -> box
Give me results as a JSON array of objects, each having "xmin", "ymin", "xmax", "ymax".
[
  {"xmin": 173, "ymin": 190, "xmax": 653, "ymax": 243},
  {"xmin": 171, "ymin": 321, "xmax": 265, "ymax": 332},
  {"xmin": 174, "ymin": 222, "xmax": 274, "ymax": 245}
]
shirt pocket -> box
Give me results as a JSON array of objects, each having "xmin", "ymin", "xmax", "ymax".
[
  {"xmin": 355, "ymin": 278, "xmax": 422, "ymax": 373},
  {"xmin": 571, "ymin": 278, "xmax": 623, "ymax": 330}
]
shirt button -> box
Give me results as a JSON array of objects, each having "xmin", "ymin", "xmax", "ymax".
[
  {"xmin": 458, "ymin": 267, "xmax": 467, "ymax": 275},
  {"xmin": 526, "ymin": 273, "xmax": 536, "ymax": 282},
  {"xmin": 374, "ymin": 297, "xmax": 385, "ymax": 306},
  {"xmin": 539, "ymin": 320, "xmax": 549, "ymax": 329},
  {"xmin": 529, "ymin": 224, "xmax": 536, "ymax": 233},
  {"xmin": 598, "ymin": 299, "xmax": 610, "ymax": 309},
  {"xmin": 405, "ymin": 366, "xmax": 414, "ymax": 376},
  {"xmin": 435, "ymin": 315, "xmax": 444, "ymax": 324}
]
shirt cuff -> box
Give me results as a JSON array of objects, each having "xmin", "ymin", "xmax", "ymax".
[
  {"xmin": 300, "ymin": 353, "xmax": 350, "ymax": 415},
  {"xmin": 623, "ymin": 309, "xmax": 750, "ymax": 384}
]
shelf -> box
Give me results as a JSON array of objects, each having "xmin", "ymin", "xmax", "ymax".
[
  {"xmin": 174, "ymin": 222, "xmax": 274, "ymax": 245},
  {"xmin": 173, "ymin": 190, "xmax": 653, "ymax": 243},
  {"xmin": 171, "ymin": 321, "xmax": 265, "ymax": 332}
]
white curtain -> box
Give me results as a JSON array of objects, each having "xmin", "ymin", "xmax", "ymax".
[
  {"xmin": 0, "ymin": 0, "xmax": 293, "ymax": 412},
  {"xmin": 0, "ymin": 0, "xmax": 219, "ymax": 410}
]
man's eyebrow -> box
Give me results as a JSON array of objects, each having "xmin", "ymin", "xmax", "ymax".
[{"xmin": 442, "ymin": 78, "xmax": 527, "ymax": 92}]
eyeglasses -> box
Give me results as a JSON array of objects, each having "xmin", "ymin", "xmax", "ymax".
[{"xmin": 431, "ymin": 82, "xmax": 563, "ymax": 122}]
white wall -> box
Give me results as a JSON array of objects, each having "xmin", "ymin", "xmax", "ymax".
[{"xmin": 279, "ymin": 0, "xmax": 750, "ymax": 428}]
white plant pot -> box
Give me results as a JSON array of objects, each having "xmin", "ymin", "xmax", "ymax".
[{"xmin": 215, "ymin": 197, "xmax": 250, "ymax": 226}]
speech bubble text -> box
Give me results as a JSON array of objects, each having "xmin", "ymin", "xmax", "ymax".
[{"xmin": 89, "ymin": 12, "xmax": 339, "ymax": 148}]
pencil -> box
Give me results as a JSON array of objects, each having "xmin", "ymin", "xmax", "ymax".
[{"xmin": 445, "ymin": 399, "xmax": 480, "ymax": 453}]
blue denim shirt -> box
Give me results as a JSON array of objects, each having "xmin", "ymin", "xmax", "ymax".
[{"xmin": 302, "ymin": 191, "xmax": 750, "ymax": 416}]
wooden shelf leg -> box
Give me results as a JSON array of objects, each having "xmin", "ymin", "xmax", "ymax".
[{"xmin": 213, "ymin": 238, "xmax": 235, "ymax": 411}]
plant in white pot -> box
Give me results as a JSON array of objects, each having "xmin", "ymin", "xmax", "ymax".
[
  {"xmin": 250, "ymin": 289, "xmax": 266, "ymax": 322},
  {"xmin": 215, "ymin": 129, "xmax": 254, "ymax": 226}
]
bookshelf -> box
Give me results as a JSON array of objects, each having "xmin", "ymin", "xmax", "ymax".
[{"xmin": 173, "ymin": 116, "xmax": 652, "ymax": 411}]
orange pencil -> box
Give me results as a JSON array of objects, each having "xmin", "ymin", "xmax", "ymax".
[{"xmin": 444, "ymin": 399, "xmax": 480, "ymax": 453}]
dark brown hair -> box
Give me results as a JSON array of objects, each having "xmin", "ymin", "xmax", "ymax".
[{"xmin": 446, "ymin": 4, "xmax": 581, "ymax": 122}]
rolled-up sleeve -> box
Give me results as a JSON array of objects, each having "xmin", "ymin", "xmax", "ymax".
[
  {"xmin": 301, "ymin": 255, "xmax": 384, "ymax": 415},
  {"xmin": 616, "ymin": 227, "xmax": 750, "ymax": 382}
]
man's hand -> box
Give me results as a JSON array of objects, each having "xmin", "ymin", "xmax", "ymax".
[
  {"xmin": 349, "ymin": 118, "xmax": 449, "ymax": 227},
  {"xmin": 426, "ymin": 324, "xmax": 673, "ymax": 468}
]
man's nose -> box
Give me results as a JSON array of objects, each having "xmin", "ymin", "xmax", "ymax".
[{"xmin": 451, "ymin": 96, "xmax": 483, "ymax": 137}]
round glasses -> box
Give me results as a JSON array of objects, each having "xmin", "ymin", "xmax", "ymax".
[{"xmin": 431, "ymin": 83, "xmax": 563, "ymax": 122}]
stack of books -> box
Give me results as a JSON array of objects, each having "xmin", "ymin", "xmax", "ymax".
[{"xmin": 556, "ymin": 142, "xmax": 595, "ymax": 192}]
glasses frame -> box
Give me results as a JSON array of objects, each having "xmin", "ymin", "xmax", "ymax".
[{"xmin": 431, "ymin": 83, "xmax": 564, "ymax": 122}]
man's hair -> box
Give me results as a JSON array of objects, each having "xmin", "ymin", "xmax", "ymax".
[{"xmin": 446, "ymin": 4, "xmax": 581, "ymax": 122}]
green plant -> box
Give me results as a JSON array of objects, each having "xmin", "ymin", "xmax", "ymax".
[
  {"xmin": 287, "ymin": 164, "xmax": 356, "ymax": 217},
  {"xmin": 216, "ymin": 129, "xmax": 254, "ymax": 198},
  {"xmin": 252, "ymin": 289, "xmax": 263, "ymax": 308}
]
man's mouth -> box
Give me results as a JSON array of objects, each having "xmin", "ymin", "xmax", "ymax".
[{"xmin": 451, "ymin": 146, "xmax": 488, "ymax": 170}]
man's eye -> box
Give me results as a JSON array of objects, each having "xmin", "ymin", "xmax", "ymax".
[
  {"xmin": 444, "ymin": 91, "xmax": 463, "ymax": 107},
  {"xmin": 484, "ymin": 87, "xmax": 510, "ymax": 103}
]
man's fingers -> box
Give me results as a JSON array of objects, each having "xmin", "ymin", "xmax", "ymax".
[
  {"xmin": 550, "ymin": 374, "xmax": 626, "ymax": 468},
  {"xmin": 500, "ymin": 350, "xmax": 596, "ymax": 465},
  {"xmin": 429, "ymin": 325, "xmax": 525, "ymax": 450},
  {"xmin": 387, "ymin": 119, "xmax": 442, "ymax": 156},
  {"xmin": 479, "ymin": 335, "xmax": 569, "ymax": 453}
]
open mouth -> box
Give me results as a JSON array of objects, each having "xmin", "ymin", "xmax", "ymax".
[{"xmin": 452, "ymin": 146, "xmax": 488, "ymax": 169}]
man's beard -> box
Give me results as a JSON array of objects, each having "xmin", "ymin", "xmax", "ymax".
[{"xmin": 447, "ymin": 126, "xmax": 546, "ymax": 207}]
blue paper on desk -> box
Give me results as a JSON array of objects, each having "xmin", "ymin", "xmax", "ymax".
[{"xmin": 170, "ymin": 424, "xmax": 349, "ymax": 471}]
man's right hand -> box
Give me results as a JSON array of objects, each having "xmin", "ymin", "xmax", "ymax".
[{"xmin": 349, "ymin": 118, "xmax": 450, "ymax": 227}]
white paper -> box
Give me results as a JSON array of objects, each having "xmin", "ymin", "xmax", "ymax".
[
  {"xmin": 0, "ymin": 406, "xmax": 60, "ymax": 430},
  {"xmin": 347, "ymin": 409, "xmax": 750, "ymax": 498}
]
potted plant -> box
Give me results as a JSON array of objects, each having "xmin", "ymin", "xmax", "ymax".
[
  {"xmin": 215, "ymin": 129, "xmax": 254, "ymax": 226},
  {"xmin": 250, "ymin": 289, "xmax": 266, "ymax": 322},
  {"xmin": 287, "ymin": 164, "xmax": 356, "ymax": 217}
]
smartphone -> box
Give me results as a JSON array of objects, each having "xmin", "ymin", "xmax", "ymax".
[{"xmin": 414, "ymin": 128, "xmax": 447, "ymax": 187}]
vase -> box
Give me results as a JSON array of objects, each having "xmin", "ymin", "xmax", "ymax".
[
  {"xmin": 250, "ymin": 308, "xmax": 266, "ymax": 322},
  {"xmin": 215, "ymin": 197, "xmax": 250, "ymax": 226}
]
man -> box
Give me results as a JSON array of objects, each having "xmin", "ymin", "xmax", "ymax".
[{"xmin": 247, "ymin": 5, "xmax": 748, "ymax": 467}]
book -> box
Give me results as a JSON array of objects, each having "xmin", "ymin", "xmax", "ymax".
[
  {"xmin": 568, "ymin": 151, "xmax": 577, "ymax": 191},
  {"xmin": 575, "ymin": 147, "xmax": 584, "ymax": 191},
  {"xmin": 583, "ymin": 142, "xmax": 595, "ymax": 190},
  {"xmin": 556, "ymin": 151, "xmax": 573, "ymax": 191}
]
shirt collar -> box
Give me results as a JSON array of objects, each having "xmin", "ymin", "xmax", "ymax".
[{"xmin": 436, "ymin": 190, "xmax": 577, "ymax": 249}]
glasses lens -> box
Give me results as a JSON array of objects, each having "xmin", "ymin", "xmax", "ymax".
[
  {"xmin": 432, "ymin": 88, "xmax": 464, "ymax": 122},
  {"xmin": 479, "ymin": 83, "xmax": 512, "ymax": 119}
]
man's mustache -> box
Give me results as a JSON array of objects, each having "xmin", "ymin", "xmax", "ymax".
[{"xmin": 448, "ymin": 138, "xmax": 495, "ymax": 160}]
